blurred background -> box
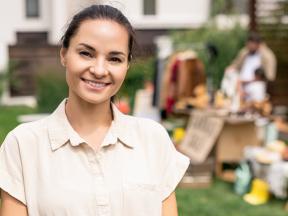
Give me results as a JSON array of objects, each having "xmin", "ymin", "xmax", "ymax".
[{"xmin": 0, "ymin": 0, "xmax": 288, "ymax": 215}]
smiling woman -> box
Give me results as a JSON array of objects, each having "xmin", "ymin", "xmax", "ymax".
[
  {"xmin": 61, "ymin": 19, "xmax": 129, "ymax": 105},
  {"xmin": 0, "ymin": 4, "xmax": 189, "ymax": 216}
]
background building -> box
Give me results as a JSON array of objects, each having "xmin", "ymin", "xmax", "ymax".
[{"xmin": 0, "ymin": 0, "xmax": 211, "ymax": 104}]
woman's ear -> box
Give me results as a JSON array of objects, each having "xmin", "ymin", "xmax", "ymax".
[{"xmin": 60, "ymin": 48, "xmax": 67, "ymax": 67}]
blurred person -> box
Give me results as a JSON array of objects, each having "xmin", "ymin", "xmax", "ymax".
[
  {"xmin": 0, "ymin": 5, "xmax": 189, "ymax": 216},
  {"xmin": 225, "ymin": 32, "xmax": 277, "ymax": 83},
  {"xmin": 243, "ymin": 67, "xmax": 267, "ymax": 103},
  {"xmin": 133, "ymin": 81, "xmax": 160, "ymax": 121}
]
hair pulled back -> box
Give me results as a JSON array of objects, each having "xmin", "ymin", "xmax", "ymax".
[{"xmin": 61, "ymin": 5, "xmax": 136, "ymax": 61}]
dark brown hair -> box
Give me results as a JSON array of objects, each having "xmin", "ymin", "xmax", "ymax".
[
  {"xmin": 61, "ymin": 4, "xmax": 136, "ymax": 62},
  {"xmin": 247, "ymin": 32, "xmax": 262, "ymax": 44}
]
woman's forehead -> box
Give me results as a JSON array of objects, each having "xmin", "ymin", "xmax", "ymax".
[{"xmin": 70, "ymin": 19, "xmax": 129, "ymax": 53}]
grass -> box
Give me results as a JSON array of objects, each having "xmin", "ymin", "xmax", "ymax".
[
  {"xmin": 0, "ymin": 106, "xmax": 36, "ymax": 143},
  {"xmin": 176, "ymin": 179, "xmax": 287, "ymax": 216}
]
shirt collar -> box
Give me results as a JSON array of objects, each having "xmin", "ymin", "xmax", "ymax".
[
  {"xmin": 110, "ymin": 103, "xmax": 136, "ymax": 148},
  {"xmin": 47, "ymin": 99, "xmax": 136, "ymax": 151}
]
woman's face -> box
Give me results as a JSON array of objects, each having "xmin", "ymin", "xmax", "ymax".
[{"xmin": 60, "ymin": 19, "xmax": 129, "ymax": 105}]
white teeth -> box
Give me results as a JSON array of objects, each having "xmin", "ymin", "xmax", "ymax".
[{"xmin": 85, "ymin": 80, "xmax": 106, "ymax": 88}]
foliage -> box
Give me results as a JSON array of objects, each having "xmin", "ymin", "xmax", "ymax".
[
  {"xmin": 117, "ymin": 57, "xmax": 155, "ymax": 104},
  {"xmin": 0, "ymin": 73, "xmax": 4, "ymax": 97},
  {"xmin": 211, "ymin": 0, "xmax": 231, "ymax": 17},
  {"xmin": 36, "ymin": 68, "xmax": 68, "ymax": 113},
  {"xmin": 211, "ymin": 0, "xmax": 248, "ymax": 17},
  {"xmin": 0, "ymin": 67, "xmax": 7, "ymax": 97},
  {"xmin": 0, "ymin": 60, "xmax": 20, "ymax": 97},
  {"xmin": 171, "ymin": 25, "xmax": 246, "ymax": 90}
]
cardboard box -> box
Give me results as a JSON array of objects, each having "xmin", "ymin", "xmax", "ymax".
[
  {"xmin": 178, "ymin": 110, "xmax": 224, "ymax": 163},
  {"xmin": 215, "ymin": 117, "xmax": 260, "ymax": 180},
  {"xmin": 216, "ymin": 119, "xmax": 259, "ymax": 162}
]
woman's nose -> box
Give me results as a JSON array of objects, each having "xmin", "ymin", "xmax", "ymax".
[{"xmin": 89, "ymin": 58, "xmax": 108, "ymax": 77}]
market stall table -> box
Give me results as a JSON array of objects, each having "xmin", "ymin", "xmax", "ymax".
[{"xmin": 216, "ymin": 115, "xmax": 260, "ymax": 181}]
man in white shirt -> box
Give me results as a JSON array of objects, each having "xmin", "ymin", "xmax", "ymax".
[
  {"xmin": 223, "ymin": 33, "xmax": 276, "ymax": 111},
  {"xmin": 226, "ymin": 32, "xmax": 277, "ymax": 83}
]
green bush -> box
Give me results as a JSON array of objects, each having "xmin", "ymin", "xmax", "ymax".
[
  {"xmin": 117, "ymin": 57, "xmax": 155, "ymax": 105},
  {"xmin": 0, "ymin": 73, "xmax": 4, "ymax": 97},
  {"xmin": 36, "ymin": 68, "xmax": 68, "ymax": 113},
  {"xmin": 171, "ymin": 25, "xmax": 246, "ymax": 89},
  {"xmin": 0, "ymin": 60, "xmax": 20, "ymax": 98}
]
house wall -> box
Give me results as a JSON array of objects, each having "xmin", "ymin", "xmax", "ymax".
[
  {"xmin": 122, "ymin": 0, "xmax": 210, "ymax": 28},
  {"xmin": 0, "ymin": 0, "xmax": 51, "ymax": 71},
  {"xmin": 0, "ymin": 0, "xmax": 211, "ymax": 72},
  {"xmin": 62, "ymin": 0, "xmax": 211, "ymax": 29}
]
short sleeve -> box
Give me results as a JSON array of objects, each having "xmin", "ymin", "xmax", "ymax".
[
  {"xmin": 0, "ymin": 131, "xmax": 26, "ymax": 204},
  {"xmin": 158, "ymin": 126, "xmax": 189, "ymax": 201}
]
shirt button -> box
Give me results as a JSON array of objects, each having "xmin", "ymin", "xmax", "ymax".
[
  {"xmin": 99, "ymin": 206, "xmax": 110, "ymax": 216},
  {"xmin": 95, "ymin": 153, "xmax": 102, "ymax": 160},
  {"xmin": 96, "ymin": 196, "xmax": 109, "ymax": 205},
  {"xmin": 96, "ymin": 180, "xmax": 106, "ymax": 189},
  {"xmin": 91, "ymin": 159, "xmax": 99, "ymax": 164},
  {"xmin": 90, "ymin": 165, "xmax": 101, "ymax": 174}
]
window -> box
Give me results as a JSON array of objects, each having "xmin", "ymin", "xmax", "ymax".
[
  {"xmin": 143, "ymin": 0, "xmax": 156, "ymax": 15},
  {"xmin": 26, "ymin": 0, "xmax": 40, "ymax": 18}
]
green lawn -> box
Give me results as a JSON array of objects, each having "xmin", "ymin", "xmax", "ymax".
[
  {"xmin": 0, "ymin": 106, "xmax": 36, "ymax": 143},
  {"xmin": 176, "ymin": 179, "xmax": 287, "ymax": 216}
]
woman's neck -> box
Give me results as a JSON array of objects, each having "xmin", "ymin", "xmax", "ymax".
[{"xmin": 65, "ymin": 96, "xmax": 113, "ymax": 135}]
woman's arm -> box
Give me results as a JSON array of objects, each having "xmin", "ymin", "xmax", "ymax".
[
  {"xmin": 162, "ymin": 192, "xmax": 178, "ymax": 216},
  {"xmin": 0, "ymin": 190, "xmax": 28, "ymax": 216}
]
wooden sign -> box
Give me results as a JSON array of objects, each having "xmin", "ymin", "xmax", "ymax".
[{"xmin": 179, "ymin": 110, "xmax": 224, "ymax": 163}]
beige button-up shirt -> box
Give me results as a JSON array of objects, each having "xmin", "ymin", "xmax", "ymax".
[{"xmin": 0, "ymin": 100, "xmax": 189, "ymax": 216}]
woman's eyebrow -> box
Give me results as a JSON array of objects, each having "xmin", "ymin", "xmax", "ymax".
[
  {"xmin": 78, "ymin": 43, "xmax": 95, "ymax": 51},
  {"xmin": 109, "ymin": 51, "xmax": 126, "ymax": 56},
  {"xmin": 78, "ymin": 43, "xmax": 126, "ymax": 56}
]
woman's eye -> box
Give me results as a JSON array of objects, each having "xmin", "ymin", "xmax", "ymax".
[
  {"xmin": 110, "ymin": 57, "xmax": 122, "ymax": 63},
  {"xmin": 79, "ymin": 51, "xmax": 92, "ymax": 58}
]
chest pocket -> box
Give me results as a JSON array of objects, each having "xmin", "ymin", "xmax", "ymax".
[{"xmin": 122, "ymin": 182, "xmax": 162, "ymax": 216}]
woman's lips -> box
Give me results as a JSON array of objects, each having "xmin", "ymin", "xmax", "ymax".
[{"xmin": 81, "ymin": 78, "xmax": 111, "ymax": 90}]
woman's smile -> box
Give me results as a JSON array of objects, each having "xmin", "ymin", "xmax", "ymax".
[{"xmin": 80, "ymin": 77, "xmax": 112, "ymax": 91}]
